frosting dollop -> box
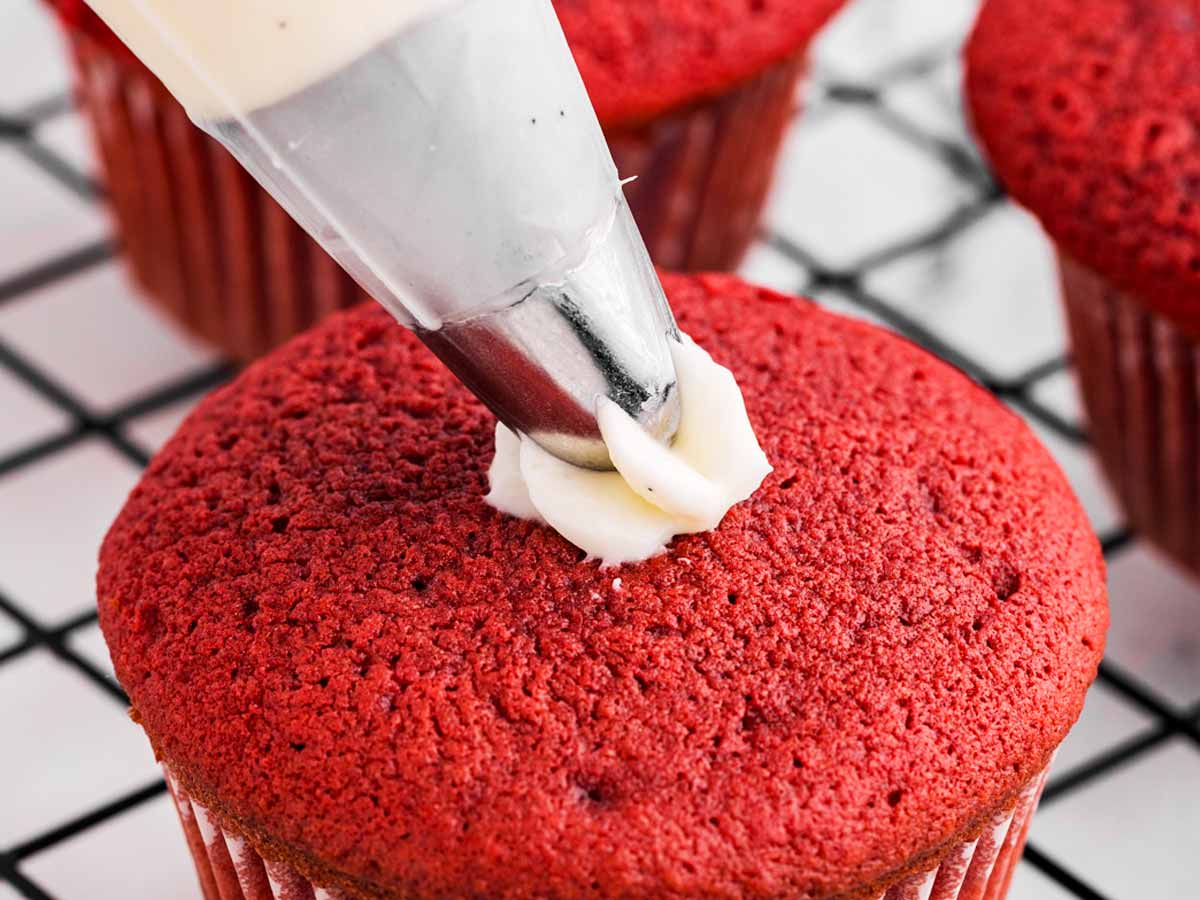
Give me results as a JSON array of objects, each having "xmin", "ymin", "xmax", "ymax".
[{"xmin": 486, "ymin": 335, "xmax": 771, "ymax": 565}]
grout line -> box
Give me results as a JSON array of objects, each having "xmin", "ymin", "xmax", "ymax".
[
  {"xmin": 1004, "ymin": 393, "xmax": 1090, "ymax": 445},
  {"xmin": 822, "ymin": 83, "xmax": 880, "ymax": 105},
  {"xmin": 0, "ymin": 590, "xmax": 127, "ymax": 706},
  {"xmin": 837, "ymin": 281, "xmax": 1005, "ymax": 388},
  {"xmin": 764, "ymin": 235, "xmax": 1018, "ymax": 395},
  {"xmin": 57, "ymin": 609, "xmax": 100, "ymax": 633},
  {"xmin": 871, "ymin": 101, "xmax": 998, "ymax": 193},
  {"xmin": 0, "ymin": 427, "xmax": 89, "ymax": 480},
  {"xmin": 16, "ymin": 90, "xmax": 75, "ymax": 126},
  {"xmin": 0, "ymin": 238, "xmax": 115, "ymax": 308},
  {"xmin": 1008, "ymin": 353, "xmax": 1072, "ymax": 390},
  {"xmin": 812, "ymin": 74, "xmax": 997, "ymax": 195},
  {"xmin": 763, "ymin": 231, "xmax": 825, "ymax": 274},
  {"xmin": 0, "ymin": 360, "xmax": 233, "ymax": 485},
  {"xmin": 0, "ymin": 338, "xmax": 96, "ymax": 421},
  {"xmin": 1099, "ymin": 529, "xmax": 1135, "ymax": 558},
  {"xmin": 0, "ymin": 337, "xmax": 149, "ymax": 468},
  {"xmin": 107, "ymin": 361, "xmax": 236, "ymax": 423},
  {"xmin": 764, "ymin": 229, "xmax": 1092, "ymax": 454},
  {"xmin": 848, "ymin": 194, "xmax": 1000, "ymax": 274},
  {"xmin": 14, "ymin": 139, "xmax": 103, "ymax": 203},
  {"xmin": 1097, "ymin": 659, "xmax": 1200, "ymax": 744},
  {"xmin": 1023, "ymin": 844, "xmax": 1113, "ymax": 900},
  {"xmin": 810, "ymin": 42, "xmax": 961, "ymax": 93},
  {"xmin": 870, "ymin": 41, "xmax": 965, "ymax": 86},
  {"xmin": 0, "ymin": 856, "xmax": 57, "ymax": 900},
  {"xmin": 0, "ymin": 608, "xmax": 97, "ymax": 668},
  {"xmin": 7, "ymin": 780, "xmax": 167, "ymax": 863},
  {"xmin": 1040, "ymin": 725, "xmax": 1173, "ymax": 806},
  {"xmin": 0, "ymin": 115, "xmax": 30, "ymax": 140},
  {"xmin": 0, "ymin": 637, "xmax": 37, "ymax": 666}
]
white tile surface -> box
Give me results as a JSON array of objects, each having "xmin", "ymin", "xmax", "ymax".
[
  {"xmin": 737, "ymin": 241, "xmax": 810, "ymax": 297},
  {"xmin": 1050, "ymin": 682, "xmax": 1156, "ymax": 777},
  {"xmin": 813, "ymin": 0, "xmax": 981, "ymax": 84},
  {"xmin": 0, "ymin": 365, "xmax": 71, "ymax": 458},
  {"xmin": 34, "ymin": 111, "xmax": 98, "ymax": 179},
  {"xmin": 0, "ymin": 263, "xmax": 215, "ymax": 416},
  {"xmin": 1029, "ymin": 368, "xmax": 1084, "ymax": 430},
  {"xmin": 0, "ymin": 610, "xmax": 23, "ymax": 654},
  {"xmin": 0, "ymin": 0, "xmax": 73, "ymax": 114},
  {"xmin": 0, "ymin": 146, "xmax": 108, "ymax": 285},
  {"xmin": 0, "ymin": 439, "xmax": 140, "ymax": 626},
  {"xmin": 0, "ymin": 650, "xmax": 158, "ymax": 847},
  {"xmin": 766, "ymin": 108, "xmax": 975, "ymax": 270},
  {"xmin": 1013, "ymin": 406, "xmax": 1123, "ymax": 538},
  {"xmin": 865, "ymin": 203, "xmax": 1066, "ymax": 381},
  {"xmin": 125, "ymin": 397, "xmax": 202, "ymax": 455},
  {"xmin": 24, "ymin": 791, "xmax": 201, "ymax": 900},
  {"xmin": 884, "ymin": 57, "xmax": 974, "ymax": 147},
  {"xmin": 809, "ymin": 287, "xmax": 889, "ymax": 329},
  {"xmin": 67, "ymin": 622, "xmax": 115, "ymax": 682},
  {"xmin": 1007, "ymin": 863, "xmax": 1078, "ymax": 900},
  {"xmin": 1105, "ymin": 544, "xmax": 1200, "ymax": 710},
  {"xmin": 1030, "ymin": 740, "xmax": 1200, "ymax": 900}
]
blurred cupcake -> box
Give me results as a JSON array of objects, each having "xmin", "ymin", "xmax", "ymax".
[
  {"xmin": 45, "ymin": 0, "xmax": 844, "ymax": 360},
  {"xmin": 98, "ymin": 273, "xmax": 1106, "ymax": 900},
  {"xmin": 967, "ymin": 0, "xmax": 1200, "ymax": 576}
]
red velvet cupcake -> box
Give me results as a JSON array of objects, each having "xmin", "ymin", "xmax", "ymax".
[
  {"xmin": 97, "ymin": 274, "xmax": 1106, "ymax": 900},
  {"xmin": 45, "ymin": 0, "xmax": 844, "ymax": 360},
  {"xmin": 967, "ymin": 0, "xmax": 1200, "ymax": 577}
]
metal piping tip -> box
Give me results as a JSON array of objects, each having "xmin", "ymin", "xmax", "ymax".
[{"xmin": 418, "ymin": 198, "xmax": 680, "ymax": 470}]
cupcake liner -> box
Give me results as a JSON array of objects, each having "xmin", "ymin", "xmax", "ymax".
[
  {"xmin": 1059, "ymin": 252, "xmax": 1200, "ymax": 575},
  {"xmin": 67, "ymin": 31, "xmax": 366, "ymax": 361},
  {"xmin": 59, "ymin": 23, "xmax": 804, "ymax": 360},
  {"xmin": 164, "ymin": 766, "xmax": 1047, "ymax": 900}
]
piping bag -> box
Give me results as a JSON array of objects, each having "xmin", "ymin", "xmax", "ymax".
[{"xmin": 84, "ymin": 0, "xmax": 681, "ymax": 470}]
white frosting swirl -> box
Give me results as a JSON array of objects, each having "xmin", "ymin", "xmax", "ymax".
[{"xmin": 486, "ymin": 335, "xmax": 772, "ymax": 565}]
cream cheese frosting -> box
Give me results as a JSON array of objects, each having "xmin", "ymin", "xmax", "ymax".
[
  {"xmin": 487, "ymin": 335, "xmax": 772, "ymax": 565},
  {"xmin": 83, "ymin": 0, "xmax": 454, "ymax": 117}
]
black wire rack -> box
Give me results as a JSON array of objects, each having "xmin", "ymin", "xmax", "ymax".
[{"xmin": 1, "ymin": 1, "xmax": 1197, "ymax": 898}]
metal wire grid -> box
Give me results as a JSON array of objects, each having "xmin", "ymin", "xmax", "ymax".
[{"xmin": 0, "ymin": 27, "xmax": 1194, "ymax": 900}]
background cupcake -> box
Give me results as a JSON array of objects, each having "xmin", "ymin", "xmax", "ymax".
[
  {"xmin": 43, "ymin": 0, "xmax": 845, "ymax": 360},
  {"xmin": 97, "ymin": 274, "xmax": 1107, "ymax": 899},
  {"xmin": 967, "ymin": 0, "xmax": 1200, "ymax": 579}
]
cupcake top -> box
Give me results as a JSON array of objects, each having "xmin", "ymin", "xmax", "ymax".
[
  {"xmin": 50, "ymin": 0, "xmax": 844, "ymax": 128},
  {"xmin": 98, "ymin": 275, "xmax": 1106, "ymax": 899},
  {"xmin": 967, "ymin": 0, "xmax": 1200, "ymax": 335}
]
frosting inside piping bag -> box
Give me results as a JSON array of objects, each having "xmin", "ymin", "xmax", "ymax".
[{"xmin": 486, "ymin": 335, "xmax": 771, "ymax": 565}]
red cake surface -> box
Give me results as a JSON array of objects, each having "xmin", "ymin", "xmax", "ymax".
[
  {"xmin": 967, "ymin": 0, "xmax": 1200, "ymax": 336},
  {"xmin": 98, "ymin": 275, "xmax": 1106, "ymax": 899},
  {"xmin": 47, "ymin": 0, "xmax": 844, "ymax": 128}
]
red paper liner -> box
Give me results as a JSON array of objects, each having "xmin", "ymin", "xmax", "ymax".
[
  {"xmin": 164, "ymin": 766, "xmax": 1047, "ymax": 900},
  {"xmin": 1059, "ymin": 253, "xmax": 1200, "ymax": 576},
  {"xmin": 59, "ymin": 24, "xmax": 804, "ymax": 360}
]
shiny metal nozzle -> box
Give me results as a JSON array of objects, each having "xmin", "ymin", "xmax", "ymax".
[{"xmin": 418, "ymin": 199, "xmax": 681, "ymax": 470}]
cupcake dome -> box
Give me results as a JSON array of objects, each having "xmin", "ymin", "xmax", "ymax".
[
  {"xmin": 97, "ymin": 275, "xmax": 1106, "ymax": 898},
  {"xmin": 967, "ymin": 0, "xmax": 1200, "ymax": 336}
]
